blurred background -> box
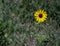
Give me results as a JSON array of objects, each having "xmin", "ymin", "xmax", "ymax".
[{"xmin": 0, "ymin": 0, "xmax": 60, "ymax": 46}]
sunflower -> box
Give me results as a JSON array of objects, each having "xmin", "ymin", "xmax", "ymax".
[{"xmin": 34, "ymin": 9, "xmax": 47, "ymax": 23}]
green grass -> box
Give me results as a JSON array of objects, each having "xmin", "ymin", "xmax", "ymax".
[{"xmin": 0, "ymin": 0, "xmax": 60, "ymax": 46}]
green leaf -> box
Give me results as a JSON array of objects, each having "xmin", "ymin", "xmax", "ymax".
[{"xmin": 35, "ymin": 34, "xmax": 47, "ymax": 43}]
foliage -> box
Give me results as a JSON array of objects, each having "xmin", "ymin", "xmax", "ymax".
[{"xmin": 0, "ymin": 0, "xmax": 60, "ymax": 46}]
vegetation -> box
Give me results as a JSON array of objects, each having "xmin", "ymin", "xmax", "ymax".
[{"xmin": 0, "ymin": 0, "xmax": 60, "ymax": 46}]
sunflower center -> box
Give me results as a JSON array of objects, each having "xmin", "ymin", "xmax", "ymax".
[{"xmin": 39, "ymin": 14, "xmax": 43, "ymax": 18}]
